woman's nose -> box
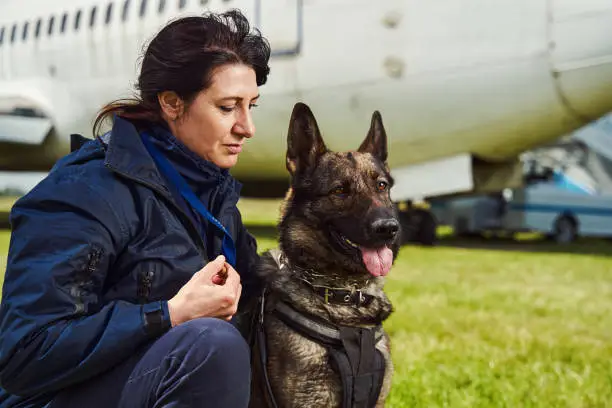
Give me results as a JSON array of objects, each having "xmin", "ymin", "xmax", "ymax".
[{"xmin": 234, "ymin": 110, "xmax": 255, "ymax": 138}]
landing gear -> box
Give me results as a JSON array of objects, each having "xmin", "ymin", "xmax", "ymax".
[{"xmin": 397, "ymin": 204, "xmax": 438, "ymax": 246}]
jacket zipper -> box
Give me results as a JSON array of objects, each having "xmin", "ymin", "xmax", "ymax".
[
  {"xmin": 87, "ymin": 249, "xmax": 102, "ymax": 274},
  {"xmin": 138, "ymin": 270, "xmax": 155, "ymax": 303},
  {"xmin": 73, "ymin": 247, "xmax": 104, "ymax": 314}
]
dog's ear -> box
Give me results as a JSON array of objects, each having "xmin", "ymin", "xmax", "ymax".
[
  {"xmin": 358, "ymin": 111, "xmax": 388, "ymax": 163},
  {"xmin": 286, "ymin": 102, "xmax": 327, "ymax": 174}
]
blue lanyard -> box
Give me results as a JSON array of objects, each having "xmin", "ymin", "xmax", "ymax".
[{"xmin": 140, "ymin": 132, "xmax": 236, "ymax": 267}]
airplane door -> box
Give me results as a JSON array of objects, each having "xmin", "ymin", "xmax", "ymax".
[
  {"xmin": 195, "ymin": 0, "xmax": 303, "ymax": 56},
  {"xmin": 227, "ymin": 0, "xmax": 302, "ymax": 178},
  {"xmin": 195, "ymin": 0, "xmax": 258, "ymax": 34},
  {"xmin": 0, "ymin": 28, "xmax": 6, "ymax": 80},
  {"xmin": 255, "ymin": 0, "xmax": 302, "ymax": 57},
  {"xmin": 549, "ymin": 0, "xmax": 612, "ymax": 121}
]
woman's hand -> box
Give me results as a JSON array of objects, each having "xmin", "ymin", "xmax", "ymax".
[{"xmin": 167, "ymin": 255, "xmax": 242, "ymax": 326}]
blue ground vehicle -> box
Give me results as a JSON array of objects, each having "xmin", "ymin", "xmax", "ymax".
[{"xmin": 430, "ymin": 120, "xmax": 612, "ymax": 243}]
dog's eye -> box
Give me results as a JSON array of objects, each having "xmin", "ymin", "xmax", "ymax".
[
  {"xmin": 377, "ymin": 180, "xmax": 388, "ymax": 192},
  {"xmin": 330, "ymin": 186, "xmax": 348, "ymax": 197}
]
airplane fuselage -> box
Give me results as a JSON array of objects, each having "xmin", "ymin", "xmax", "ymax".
[{"xmin": 1, "ymin": 0, "xmax": 612, "ymax": 197}]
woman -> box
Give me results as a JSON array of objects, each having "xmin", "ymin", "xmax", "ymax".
[{"xmin": 0, "ymin": 9, "xmax": 270, "ymax": 408}]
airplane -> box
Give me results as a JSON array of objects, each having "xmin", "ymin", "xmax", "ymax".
[{"xmin": 1, "ymin": 0, "xmax": 612, "ymax": 244}]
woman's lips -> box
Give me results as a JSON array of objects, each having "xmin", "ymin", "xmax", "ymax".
[{"xmin": 224, "ymin": 144, "xmax": 243, "ymax": 154}]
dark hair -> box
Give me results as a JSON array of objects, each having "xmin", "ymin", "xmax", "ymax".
[{"xmin": 93, "ymin": 9, "xmax": 271, "ymax": 135}]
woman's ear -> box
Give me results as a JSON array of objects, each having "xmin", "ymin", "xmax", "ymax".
[{"xmin": 158, "ymin": 91, "xmax": 185, "ymax": 121}]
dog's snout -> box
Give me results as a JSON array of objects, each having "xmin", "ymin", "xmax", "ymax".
[{"xmin": 371, "ymin": 218, "xmax": 399, "ymax": 240}]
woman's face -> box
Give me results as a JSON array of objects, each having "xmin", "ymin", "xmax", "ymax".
[{"xmin": 166, "ymin": 63, "xmax": 260, "ymax": 169}]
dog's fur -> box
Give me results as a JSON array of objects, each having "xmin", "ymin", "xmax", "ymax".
[{"xmin": 247, "ymin": 103, "xmax": 401, "ymax": 408}]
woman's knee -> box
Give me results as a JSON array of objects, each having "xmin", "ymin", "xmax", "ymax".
[
  {"xmin": 174, "ymin": 317, "xmax": 248, "ymax": 347},
  {"xmin": 118, "ymin": 318, "xmax": 251, "ymax": 407},
  {"xmin": 169, "ymin": 317, "xmax": 250, "ymax": 373}
]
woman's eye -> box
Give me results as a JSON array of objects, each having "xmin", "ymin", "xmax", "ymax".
[
  {"xmin": 220, "ymin": 103, "xmax": 258, "ymax": 112},
  {"xmin": 377, "ymin": 180, "xmax": 388, "ymax": 192}
]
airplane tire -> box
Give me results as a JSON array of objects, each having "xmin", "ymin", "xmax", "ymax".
[
  {"xmin": 417, "ymin": 210, "xmax": 438, "ymax": 246},
  {"xmin": 398, "ymin": 211, "xmax": 415, "ymax": 245},
  {"xmin": 399, "ymin": 209, "xmax": 438, "ymax": 246},
  {"xmin": 552, "ymin": 215, "xmax": 577, "ymax": 244}
]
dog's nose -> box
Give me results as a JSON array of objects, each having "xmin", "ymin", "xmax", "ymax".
[{"xmin": 371, "ymin": 218, "xmax": 399, "ymax": 240}]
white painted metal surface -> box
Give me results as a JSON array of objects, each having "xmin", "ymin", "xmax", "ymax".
[
  {"xmin": 0, "ymin": 116, "xmax": 52, "ymax": 144},
  {"xmin": 390, "ymin": 154, "xmax": 473, "ymax": 201},
  {"xmin": 0, "ymin": 0, "xmax": 611, "ymax": 190}
]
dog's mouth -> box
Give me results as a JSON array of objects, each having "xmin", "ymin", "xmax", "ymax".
[{"xmin": 331, "ymin": 230, "xmax": 393, "ymax": 277}]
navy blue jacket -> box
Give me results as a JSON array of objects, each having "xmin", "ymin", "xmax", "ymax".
[{"xmin": 0, "ymin": 117, "xmax": 261, "ymax": 407}]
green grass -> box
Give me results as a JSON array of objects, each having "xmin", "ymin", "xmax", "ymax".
[
  {"xmin": 237, "ymin": 197, "xmax": 283, "ymax": 226},
  {"xmin": 383, "ymin": 244, "xmax": 612, "ymax": 407},
  {"xmin": 0, "ymin": 196, "xmax": 17, "ymax": 214},
  {"xmin": 2, "ymin": 199, "xmax": 612, "ymax": 406}
]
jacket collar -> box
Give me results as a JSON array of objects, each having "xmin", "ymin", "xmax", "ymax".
[
  {"xmin": 146, "ymin": 123, "xmax": 235, "ymax": 199},
  {"xmin": 103, "ymin": 116, "xmax": 168, "ymax": 192},
  {"xmin": 102, "ymin": 116, "xmax": 241, "ymax": 204}
]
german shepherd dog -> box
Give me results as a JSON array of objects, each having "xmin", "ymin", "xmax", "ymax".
[{"xmin": 247, "ymin": 103, "xmax": 400, "ymax": 408}]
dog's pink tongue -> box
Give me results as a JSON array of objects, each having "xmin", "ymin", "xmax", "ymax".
[{"xmin": 361, "ymin": 247, "xmax": 393, "ymax": 277}]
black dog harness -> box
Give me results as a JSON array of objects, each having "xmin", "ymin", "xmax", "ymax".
[{"xmin": 253, "ymin": 252, "xmax": 387, "ymax": 408}]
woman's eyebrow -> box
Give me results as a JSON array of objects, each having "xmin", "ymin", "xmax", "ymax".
[{"xmin": 218, "ymin": 94, "xmax": 260, "ymax": 102}]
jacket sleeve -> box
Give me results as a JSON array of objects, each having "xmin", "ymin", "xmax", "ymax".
[{"xmin": 0, "ymin": 176, "xmax": 171, "ymax": 397}]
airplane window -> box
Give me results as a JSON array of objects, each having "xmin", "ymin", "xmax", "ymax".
[
  {"xmin": 61, "ymin": 13, "xmax": 68, "ymax": 33},
  {"xmin": 122, "ymin": 0, "xmax": 131, "ymax": 21},
  {"xmin": 178, "ymin": 0, "xmax": 186, "ymax": 10},
  {"xmin": 201, "ymin": 0, "xmax": 208, "ymax": 4},
  {"xmin": 158, "ymin": 0, "xmax": 166, "ymax": 14},
  {"xmin": 140, "ymin": 0, "xmax": 148, "ymax": 17},
  {"xmin": 48, "ymin": 16, "xmax": 55, "ymax": 36},
  {"xmin": 75, "ymin": 10, "xmax": 82, "ymax": 30},
  {"xmin": 106, "ymin": 3, "xmax": 114, "ymax": 25},
  {"xmin": 10, "ymin": 24, "xmax": 16, "ymax": 43},
  {"xmin": 22, "ymin": 21, "xmax": 29, "ymax": 41},
  {"xmin": 90, "ymin": 6, "xmax": 98, "ymax": 28},
  {"xmin": 0, "ymin": 27, "xmax": 4, "ymax": 45},
  {"xmin": 35, "ymin": 19, "xmax": 42, "ymax": 38}
]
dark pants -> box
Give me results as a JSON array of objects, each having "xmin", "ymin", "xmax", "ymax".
[{"xmin": 50, "ymin": 318, "xmax": 251, "ymax": 408}]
